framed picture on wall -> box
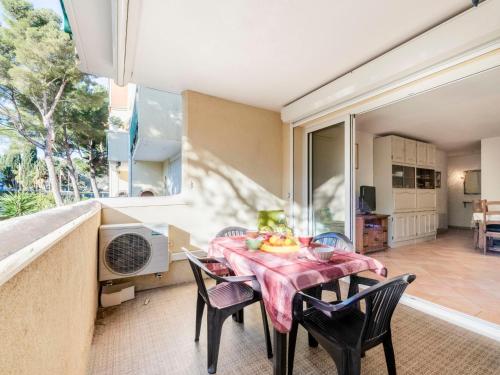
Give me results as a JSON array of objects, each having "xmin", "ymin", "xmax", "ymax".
[
  {"xmin": 464, "ymin": 169, "xmax": 481, "ymax": 194},
  {"xmin": 435, "ymin": 171, "xmax": 441, "ymax": 188}
]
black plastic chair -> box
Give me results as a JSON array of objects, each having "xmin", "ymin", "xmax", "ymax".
[
  {"xmin": 312, "ymin": 232, "xmax": 353, "ymax": 301},
  {"xmin": 215, "ymin": 226, "xmax": 248, "ymax": 322},
  {"xmin": 288, "ymin": 273, "xmax": 416, "ymax": 375},
  {"xmin": 183, "ymin": 248, "xmax": 272, "ymax": 374}
]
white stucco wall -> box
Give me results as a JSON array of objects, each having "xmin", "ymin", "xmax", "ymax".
[
  {"xmin": 355, "ymin": 130, "xmax": 374, "ymax": 204},
  {"xmin": 162, "ymin": 153, "xmax": 181, "ymax": 196},
  {"xmin": 447, "ymin": 152, "xmax": 481, "ymax": 228},
  {"xmin": 481, "ymin": 136, "xmax": 500, "ymax": 201},
  {"xmin": 435, "ymin": 149, "xmax": 448, "ymax": 229},
  {"xmin": 130, "ymin": 160, "xmax": 164, "ymax": 197}
]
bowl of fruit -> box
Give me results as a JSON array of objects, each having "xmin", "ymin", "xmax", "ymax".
[{"xmin": 260, "ymin": 233, "xmax": 300, "ymax": 253}]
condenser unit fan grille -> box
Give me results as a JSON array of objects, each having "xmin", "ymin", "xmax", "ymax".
[{"xmin": 104, "ymin": 233, "xmax": 152, "ymax": 275}]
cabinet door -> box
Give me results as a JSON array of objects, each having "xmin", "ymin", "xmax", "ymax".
[
  {"xmin": 407, "ymin": 214, "xmax": 417, "ymax": 238},
  {"xmin": 394, "ymin": 190, "xmax": 417, "ymax": 212},
  {"xmin": 417, "ymin": 142, "xmax": 427, "ymax": 165},
  {"xmin": 391, "ymin": 136, "xmax": 406, "ymax": 164},
  {"xmin": 427, "ymin": 144, "xmax": 436, "ymax": 167},
  {"xmin": 392, "ymin": 215, "xmax": 407, "ymax": 241},
  {"xmin": 417, "ymin": 213, "xmax": 427, "ymax": 236},
  {"xmin": 416, "ymin": 190, "xmax": 436, "ymax": 210},
  {"xmin": 430, "ymin": 212, "xmax": 437, "ymax": 233},
  {"xmin": 404, "ymin": 139, "xmax": 417, "ymax": 164}
]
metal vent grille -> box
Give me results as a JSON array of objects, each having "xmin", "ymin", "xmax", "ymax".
[{"xmin": 104, "ymin": 233, "xmax": 152, "ymax": 275}]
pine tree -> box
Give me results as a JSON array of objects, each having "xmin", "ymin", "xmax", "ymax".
[{"xmin": 0, "ymin": 0, "xmax": 80, "ymax": 205}]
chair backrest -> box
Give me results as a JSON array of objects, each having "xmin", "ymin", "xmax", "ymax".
[
  {"xmin": 313, "ymin": 232, "xmax": 353, "ymax": 251},
  {"xmin": 483, "ymin": 200, "xmax": 500, "ymax": 225},
  {"xmin": 361, "ymin": 274, "xmax": 415, "ymax": 346},
  {"xmin": 216, "ymin": 226, "xmax": 247, "ymax": 237},
  {"xmin": 183, "ymin": 249, "xmax": 213, "ymax": 306}
]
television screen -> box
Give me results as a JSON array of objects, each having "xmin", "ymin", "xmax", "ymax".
[{"xmin": 360, "ymin": 186, "xmax": 376, "ymax": 213}]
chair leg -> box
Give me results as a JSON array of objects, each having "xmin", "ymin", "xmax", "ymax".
[
  {"xmin": 207, "ymin": 309, "xmax": 225, "ymax": 374},
  {"xmin": 259, "ymin": 301, "xmax": 273, "ymax": 359},
  {"xmin": 287, "ymin": 321, "xmax": 298, "ymax": 375},
  {"xmin": 346, "ymin": 349, "xmax": 361, "ymax": 375},
  {"xmin": 195, "ymin": 293, "xmax": 205, "ymax": 341},
  {"xmin": 232, "ymin": 309, "xmax": 244, "ymax": 323},
  {"xmin": 383, "ymin": 333, "xmax": 397, "ymax": 375},
  {"xmin": 333, "ymin": 279, "xmax": 341, "ymax": 301},
  {"xmin": 305, "ymin": 287, "xmax": 321, "ymax": 348}
]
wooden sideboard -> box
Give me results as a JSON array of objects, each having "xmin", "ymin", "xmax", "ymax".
[{"xmin": 355, "ymin": 214, "xmax": 389, "ymax": 254}]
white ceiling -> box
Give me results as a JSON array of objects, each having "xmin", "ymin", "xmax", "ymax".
[
  {"xmin": 356, "ymin": 66, "xmax": 500, "ymax": 152},
  {"xmin": 132, "ymin": 0, "xmax": 474, "ymax": 111},
  {"xmin": 82, "ymin": 0, "xmax": 472, "ymax": 111}
]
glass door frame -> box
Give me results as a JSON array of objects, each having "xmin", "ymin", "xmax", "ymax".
[{"xmin": 304, "ymin": 114, "xmax": 356, "ymax": 240}]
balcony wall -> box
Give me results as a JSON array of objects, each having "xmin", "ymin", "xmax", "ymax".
[{"xmin": 0, "ymin": 201, "xmax": 101, "ymax": 375}]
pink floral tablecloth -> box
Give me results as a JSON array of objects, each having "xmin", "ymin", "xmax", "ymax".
[{"xmin": 208, "ymin": 236, "xmax": 386, "ymax": 333}]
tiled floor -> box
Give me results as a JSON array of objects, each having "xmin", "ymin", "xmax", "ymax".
[
  {"xmin": 369, "ymin": 229, "xmax": 500, "ymax": 324},
  {"xmin": 89, "ymin": 282, "xmax": 500, "ymax": 375}
]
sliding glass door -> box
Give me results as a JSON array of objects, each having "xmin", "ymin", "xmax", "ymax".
[{"xmin": 307, "ymin": 116, "xmax": 355, "ymax": 239}]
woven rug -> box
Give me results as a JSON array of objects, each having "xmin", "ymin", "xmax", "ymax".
[{"xmin": 89, "ymin": 282, "xmax": 500, "ymax": 375}]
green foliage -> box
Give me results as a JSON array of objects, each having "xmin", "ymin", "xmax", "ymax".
[
  {"xmin": 0, "ymin": 143, "xmax": 46, "ymax": 190},
  {"xmin": 0, "ymin": 191, "xmax": 54, "ymax": 218},
  {"xmin": 0, "ymin": 1, "xmax": 110, "ymax": 203},
  {"xmin": 56, "ymin": 77, "xmax": 109, "ymax": 177},
  {"xmin": 109, "ymin": 115, "xmax": 124, "ymax": 130}
]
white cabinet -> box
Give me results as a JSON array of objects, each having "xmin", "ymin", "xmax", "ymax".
[
  {"xmin": 391, "ymin": 212, "xmax": 435, "ymax": 246},
  {"xmin": 391, "ymin": 213, "xmax": 417, "ymax": 242},
  {"xmin": 391, "ymin": 136, "xmax": 406, "ymax": 163},
  {"xmin": 374, "ymin": 135, "xmax": 438, "ymax": 248},
  {"xmin": 393, "ymin": 189, "xmax": 417, "ymax": 212},
  {"xmin": 417, "ymin": 211, "xmax": 437, "ymax": 237},
  {"xmin": 392, "ymin": 214, "xmax": 407, "ymax": 242},
  {"xmin": 407, "ymin": 213, "xmax": 417, "ymax": 238},
  {"xmin": 426, "ymin": 144, "xmax": 436, "ymax": 167},
  {"xmin": 404, "ymin": 139, "xmax": 417, "ymax": 164},
  {"xmin": 417, "ymin": 142, "xmax": 427, "ymax": 166},
  {"xmin": 416, "ymin": 190, "xmax": 436, "ymax": 211},
  {"xmin": 417, "ymin": 142, "xmax": 435, "ymax": 167}
]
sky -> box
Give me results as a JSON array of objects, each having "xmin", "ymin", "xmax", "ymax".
[{"xmin": 0, "ymin": 0, "xmax": 63, "ymax": 20}]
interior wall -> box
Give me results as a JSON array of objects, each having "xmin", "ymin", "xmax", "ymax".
[
  {"xmin": 481, "ymin": 136, "xmax": 500, "ymax": 201},
  {"xmin": 435, "ymin": 149, "xmax": 448, "ymax": 229},
  {"xmin": 447, "ymin": 152, "xmax": 481, "ymax": 228},
  {"xmin": 355, "ymin": 130, "xmax": 374, "ymax": 204},
  {"xmin": 0, "ymin": 211, "xmax": 100, "ymax": 375}
]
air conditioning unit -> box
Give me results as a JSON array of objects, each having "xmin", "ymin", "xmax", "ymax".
[{"xmin": 99, "ymin": 223, "xmax": 169, "ymax": 282}]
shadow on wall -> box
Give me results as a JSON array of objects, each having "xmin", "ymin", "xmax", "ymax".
[
  {"xmin": 102, "ymin": 143, "xmax": 286, "ymax": 248},
  {"xmin": 185, "ymin": 141, "xmax": 286, "ymax": 245}
]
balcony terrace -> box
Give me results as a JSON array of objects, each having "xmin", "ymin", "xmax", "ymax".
[{"xmin": 1, "ymin": 200, "xmax": 500, "ymax": 375}]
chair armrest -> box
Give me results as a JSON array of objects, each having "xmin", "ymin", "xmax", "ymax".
[
  {"xmin": 218, "ymin": 274, "xmax": 257, "ymax": 283},
  {"xmin": 297, "ymin": 291, "xmax": 353, "ymax": 318},
  {"xmin": 348, "ymin": 275, "xmax": 381, "ymax": 298},
  {"xmin": 198, "ymin": 257, "xmax": 223, "ymax": 264},
  {"xmin": 351, "ymin": 275, "xmax": 380, "ymax": 287}
]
